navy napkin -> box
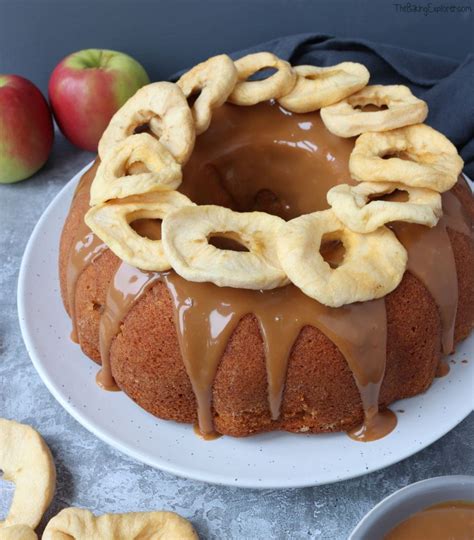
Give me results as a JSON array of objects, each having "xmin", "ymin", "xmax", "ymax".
[{"xmin": 174, "ymin": 33, "xmax": 474, "ymax": 178}]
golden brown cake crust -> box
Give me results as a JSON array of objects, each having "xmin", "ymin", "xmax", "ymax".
[{"xmin": 58, "ymin": 167, "xmax": 474, "ymax": 436}]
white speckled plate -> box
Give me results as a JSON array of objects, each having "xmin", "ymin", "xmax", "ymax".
[{"xmin": 18, "ymin": 162, "xmax": 474, "ymax": 489}]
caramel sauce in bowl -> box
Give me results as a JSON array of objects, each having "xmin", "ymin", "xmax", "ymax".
[
  {"xmin": 385, "ymin": 500, "xmax": 474, "ymax": 540},
  {"xmin": 349, "ymin": 476, "xmax": 474, "ymax": 540}
]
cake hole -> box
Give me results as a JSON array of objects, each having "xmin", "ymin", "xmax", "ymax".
[
  {"xmin": 0, "ymin": 472, "xmax": 14, "ymax": 521},
  {"xmin": 131, "ymin": 219, "xmax": 162, "ymax": 241},
  {"xmin": 320, "ymin": 236, "xmax": 345, "ymax": 268},
  {"xmin": 354, "ymin": 104, "xmax": 389, "ymax": 112},
  {"xmin": 179, "ymin": 100, "xmax": 344, "ymax": 220},
  {"xmin": 368, "ymin": 189, "xmax": 409, "ymax": 203},
  {"xmin": 209, "ymin": 234, "xmax": 249, "ymax": 252},
  {"xmin": 252, "ymin": 189, "xmax": 289, "ymax": 218}
]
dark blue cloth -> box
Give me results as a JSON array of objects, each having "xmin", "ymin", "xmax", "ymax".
[{"xmin": 174, "ymin": 34, "xmax": 474, "ymax": 178}]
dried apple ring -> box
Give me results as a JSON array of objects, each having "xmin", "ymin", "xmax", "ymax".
[
  {"xmin": 320, "ymin": 85, "xmax": 428, "ymax": 137},
  {"xmin": 278, "ymin": 62, "xmax": 370, "ymax": 113},
  {"xmin": 0, "ymin": 525, "xmax": 37, "ymax": 540},
  {"xmin": 178, "ymin": 54, "xmax": 238, "ymax": 134},
  {"xmin": 43, "ymin": 508, "xmax": 198, "ymax": 540},
  {"xmin": 277, "ymin": 209, "xmax": 407, "ymax": 307},
  {"xmin": 162, "ymin": 205, "xmax": 288, "ymax": 289},
  {"xmin": 0, "ymin": 419, "xmax": 56, "ymax": 530},
  {"xmin": 228, "ymin": 52, "xmax": 296, "ymax": 106},
  {"xmin": 327, "ymin": 182, "xmax": 442, "ymax": 233},
  {"xmin": 349, "ymin": 124, "xmax": 464, "ymax": 192},
  {"xmin": 85, "ymin": 191, "xmax": 194, "ymax": 271},
  {"xmin": 90, "ymin": 134, "xmax": 182, "ymax": 205},
  {"xmin": 98, "ymin": 81, "xmax": 195, "ymax": 164}
]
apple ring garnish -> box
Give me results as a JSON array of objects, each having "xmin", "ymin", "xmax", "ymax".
[
  {"xmin": 278, "ymin": 63, "xmax": 370, "ymax": 113},
  {"xmin": 42, "ymin": 508, "xmax": 198, "ymax": 540},
  {"xmin": 86, "ymin": 53, "xmax": 465, "ymax": 307},
  {"xmin": 320, "ymin": 85, "xmax": 428, "ymax": 137},
  {"xmin": 349, "ymin": 124, "xmax": 464, "ymax": 192},
  {"xmin": 178, "ymin": 54, "xmax": 238, "ymax": 134},
  {"xmin": 85, "ymin": 190, "xmax": 194, "ymax": 271},
  {"xmin": 162, "ymin": 205, "xmax": 288, "ymax": 289},
  {"xmin": 228, "ymin": 52, "xmax": 296, "ymax": 106},
  {"xmin": 277, "ymin": 209, "xmax": 407, "ymax": 307},
  {"xmin": 0, "ymin": 419, "xmax": 56, "ymax": 531},
  {"xmin": 327, "ymin": 182, "xmax": 442, "ymax": 233},
  {"xmin": 90, "ymin": 133, "xmax": 182, "ymax": 205},
  {"xmin": 98, "ymin": 81, "xmax": 195, "ymax": 164}
]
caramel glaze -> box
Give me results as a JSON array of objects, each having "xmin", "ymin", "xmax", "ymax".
[
  {"xmin": 99, "ymin": 263, "xmax": 391, "ymax": 439},
  {"xmin": 66, "ymin": 162, "xmax": 108, "ymax": 343},
  {"xmin": 391, "ymin": 190, "xmax": 473, "ymax": 355},
  {"xmin": 385, "ymin": 500, "xmax": 474, "ymax": 540},
  {"xmin": 193, "ymin": 423, "xmax": 222, "ymax": 440},
  {"xmin": 65, "ymin": 100, "xmax": 472, "ymax": 440},
  {"xmin": 165, "ymin": 273, "xmax": 389, "ymax": 437},
  {"xmin": 97, "ymin": 219, "xmax": 164, "ymax": 391},
  {"xmin": 96, "ymin": 262, "xmax": 160, "ymax": 391},
  {"xmin": 436, "ymin": 360, "xmax": 450, "ymax": 378}
]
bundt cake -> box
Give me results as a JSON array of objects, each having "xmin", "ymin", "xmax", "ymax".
[{"xmin": 58, "ymin": 53, "xmax": 474, "ymax": 440}]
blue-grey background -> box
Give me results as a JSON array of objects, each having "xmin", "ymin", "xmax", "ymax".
[
  {"xmin": 0, "ymin": 0, "xmax": 473, "ymax": 94},
  {"xmin": 1, "ymin": 1, "xmax": 473, "ymax": 539}
]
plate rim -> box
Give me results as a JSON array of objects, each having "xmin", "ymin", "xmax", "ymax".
[{"xmin": 17, "ymin": 163, "xmax": 474, "ymax": 489}]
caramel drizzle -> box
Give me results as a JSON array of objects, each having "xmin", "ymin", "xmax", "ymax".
[
  {"xmin": 392, "ymin": 191, "xmax": 472, "ymax": 354},
  {"xmin": 97, "ymin": 263, "xmax": 161, "ymax": 391},
  {"xmin": 67, "ymin": 229, "xmax": 108, "ymax": 343},
  {"xmin": 66, "ymin": 164, "xmax": 108, "ymax": 343},
  {"xmin": 98, "ymin": 264, "xmax": 392, "ymax": 440},
  {"xmin": 393, "ymin": 219, "xmax": 457, "ymax": 354}
]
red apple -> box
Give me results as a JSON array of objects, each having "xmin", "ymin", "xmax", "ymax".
[
  {"xmin": 49, "ymin": 49, "xmax": 149, "ymax": 151},
  {"xmin": 0, "ymin": 75, "xmax": 54, "ymax": 183}
]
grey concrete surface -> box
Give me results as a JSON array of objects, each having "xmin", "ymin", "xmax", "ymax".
[{"xmin": 0, "ymin": 134, "xmax": 473, "ymax": 539}]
